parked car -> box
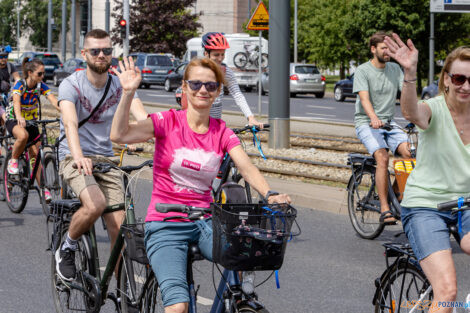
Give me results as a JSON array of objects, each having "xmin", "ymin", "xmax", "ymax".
[
  {"xmin": 52, "ymin": 58, "xmax": 86, "ymax": 86},
  {"xmin": 15, "ymin": 52, "xmax": 62, "ymax": 82},
  {"xmin": 164, "ymin": 62, "xmax": 187, "ymax": 92},
  {"xmin": 129, "ymin": 52, "xmax": 173, "ymax": 88},
  {"xmin": 260, "ymin": 63, "xmax": 326, "ymax": 98},
  {"xmin": 421, "ymin": 79, "xmax": 439, "ymax": 99},
  {"xmin": 334, "ymin": 74, "xmax": 355, "ymax": 102}
]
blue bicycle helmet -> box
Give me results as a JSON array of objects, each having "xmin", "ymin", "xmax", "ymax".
[{"xmin": 0, "ymin": 45, "xmax": 12, "ymax": 55}]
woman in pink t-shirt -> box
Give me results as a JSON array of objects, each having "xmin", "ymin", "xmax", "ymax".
[{"xmin": 111, "ymin": 57, "xmax": 290, "ymax": 313}]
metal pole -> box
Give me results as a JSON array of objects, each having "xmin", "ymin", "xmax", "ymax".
[
  {"xmin": 48, "ymin": 0, "xmax": 52, "ymax": 51},
  {"xmin": 429, "ymin": 13, "xmax": 435, "ymax": 84},
  {"xmin": 248, "ymin": 0, "xmax": 251, "ymax": 18},
  {"xmin": 268, "ymin": 0, "xmax": 290, "ymax": 149},
  {"xmin": 61, "ymin": 0, "xmax": 66, "ymax": 62},
  {"xmin": 71, "ymin": 0, "xmax": 76, "ymax": 58},
  {"xmin": 17, "ymin": 0, "xmax": 20, "ymax": 58},
  {"xmin": 294, "ymin": 0, "xmax": 298, "ymax": 63},
  {"xmin": 87, "ymin": 0, "xmax": 92, "ymax": 32},
  {"xmin": 123, "ymin": 0, "xmax": 129, "ymax": 56},
  {"xmin": 105, "ymin": 0, "xmax": 110, "ymax": 32},
  {"xmin": 258, "ymin": 30, "xmax": 262, "ymax": 119}
]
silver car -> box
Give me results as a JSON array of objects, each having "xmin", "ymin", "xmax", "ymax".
[
  {"xmin": 260, "ymin": 63, "xmax": 326, "ymax": 98},
  {"xmin": 130, "ymin": 53, "xmax": 173, "ymax": 88}
]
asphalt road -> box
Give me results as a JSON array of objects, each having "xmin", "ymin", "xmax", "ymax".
[
  {"xmin": 47, "ymin": 84, "xmax": 407, "ymax": 125},
  {"xmin": 1, "ymin": 178, "xmax": 470, "ymax": 313}
]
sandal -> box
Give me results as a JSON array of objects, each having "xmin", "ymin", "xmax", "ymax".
[{"xmin": 380, "ymin": 210, "xmax": 397, "ymax": 225}]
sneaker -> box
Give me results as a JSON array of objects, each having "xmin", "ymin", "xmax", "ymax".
[
  {"xmin": 44, "ymin": 189, "xmax": 52, "ymax": 203},
  {"xmin": 55, "ymin": 243, "xmax": 76, "ymax": 281},
  {"xmin": 7, "ymin": 159, "xmax": 18, "ymax": 175}
]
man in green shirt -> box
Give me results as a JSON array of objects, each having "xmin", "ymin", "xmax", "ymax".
[{"xmin": 353, "ymin": 31, "xmax": 411, "ymax": 223}]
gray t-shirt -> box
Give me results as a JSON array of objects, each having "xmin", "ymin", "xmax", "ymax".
[
  {"xmin": 58, "ymin": 70, "xmax": 138, "ymax": 161},
  {"xmin": 353, "ymin": 61, "xmax": 403, "ymax": 127}
]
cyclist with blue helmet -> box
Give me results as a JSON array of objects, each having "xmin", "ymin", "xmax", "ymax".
[{"xmin": 0, "ymin": 45, "xmax": 20, "ymax": 121}]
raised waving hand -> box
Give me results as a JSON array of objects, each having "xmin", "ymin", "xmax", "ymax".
[
  {"xmin": 384, "ymin": 33, "xmax": 419, "ymax": 72},
  {"xmin": 113, "ymin": 56, "xmax": 142, "ymax": 92}
]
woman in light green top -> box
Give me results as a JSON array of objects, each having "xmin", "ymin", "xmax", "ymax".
[{"xmin": 385, "ymin": 34, "xmax": 470, "ymax": 313}]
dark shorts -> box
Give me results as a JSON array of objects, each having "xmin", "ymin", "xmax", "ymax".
[{"xmin": 5, "ymin": 119, "xmax": 40, "ymax": 144}]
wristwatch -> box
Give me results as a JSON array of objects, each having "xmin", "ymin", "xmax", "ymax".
[{"xmin": 264, "ymin": 190, "xmax": 280, "ymax": 201}]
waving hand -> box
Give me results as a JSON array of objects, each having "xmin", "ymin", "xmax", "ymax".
[
  {"xmin": 384, "ymin": 33, "xmax": 419, "ymax": 72},
  {"xmin": 113, "ymin": 56, "xmax": 142, "ymax": 92}
]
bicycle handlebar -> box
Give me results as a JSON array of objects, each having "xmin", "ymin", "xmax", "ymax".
[
  {"xmin": 155, "ymin": 203, "xmax": 211, "ymax": 214},
  {"xmin": 381, "ymin": 122, "xmax": 416, "ymax": 133},
  {"xmin": 232, "ymin": 124, "xmax": 270, "ymax": 134},
  {"xmin": 437, "ymin": 197, "xmax": 470, "ymax": 212},
  {"xmin": 25, "ymin": 118, "xmax": 60, "ymax": 126},
  {"xmin": 72, "ymin": 159, "xmax": 153, "ymax": 174}
]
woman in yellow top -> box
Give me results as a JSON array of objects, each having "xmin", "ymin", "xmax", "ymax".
[
  {"xmin": 385, "ymin": 33, "xmax": 470, "ymax": 313},
  {"xmin": 6, "ymin": 58, "xmax": 59, "ymax": 200}
]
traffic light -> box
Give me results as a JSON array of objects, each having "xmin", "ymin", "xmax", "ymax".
[{"xmin": 119, "ymin": 19, "xmax": 126, "ymax": 39}]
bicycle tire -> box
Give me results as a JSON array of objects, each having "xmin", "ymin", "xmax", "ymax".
[
  {"xmin": 4, "ymin": 152, "xmax": 29, "ymax": 213},
  {"xmin": 374, "ymin": 259, "xmax": 432, "ymax": 313},
  {"xmin": 139, "ymin": 274, "xmax": 164, "ymax": 313},
  {"xmin": 118, "ymin": 250, "xmax": 151, "ymax": 313},
  {"xmin": 347, "ymin": 166, "xmax": 385, "ymax": 239},
  {"xmin": 237, "ymin": 305, "xmax": 270, "ymax": 313},
  {"xmin": 0, "ymin": 155, "xmax": 5, "ymax": 201},
  {"xmin": 40, "ymin": 152, "xmax": 61, "ymax": 215},
  {"xmin": 233, "ymin": 52, "xmax": 248, "ymax": 70},
  {"xmin": 51, "ymin": 228, "xmax": 98, "ymax": 313},
  {"xmin": 254, "ymin": 53, "xmax": 268, "ymax": 70}
]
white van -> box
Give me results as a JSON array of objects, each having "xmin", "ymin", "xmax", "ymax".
[{"xmin": 182, "ymin": 33, "xmax": 268, "ymax": 91}]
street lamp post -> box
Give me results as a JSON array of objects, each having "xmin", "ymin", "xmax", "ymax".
[
  {"xmin": 48, "ymin": 0, "xmax": 52, "ymax": 51},
  {"xmin": 17, "ymin": 0, "xmax": 20, "ymax": 58}
]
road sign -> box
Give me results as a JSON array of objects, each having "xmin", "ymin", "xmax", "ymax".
[
  {"xmin": 430, "ymin": 0, "xmax": 470, "ymax": 13},
  {"xmin": 246, "ymin": 2, "xmax": 269, "ymax": 31}
]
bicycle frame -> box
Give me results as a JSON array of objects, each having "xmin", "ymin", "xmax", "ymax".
[{"xmin": 189, "ymin": 269, "xmax": 241, "ymax": 313}]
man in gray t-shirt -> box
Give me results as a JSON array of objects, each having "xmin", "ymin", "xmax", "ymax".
[
  {"xmin": 55, "ymin": 29, "xmax": 148, "ymax": 282},
  {"xmin": 353, "ymin": 31, "xmax": 411, "ymax": 224}
]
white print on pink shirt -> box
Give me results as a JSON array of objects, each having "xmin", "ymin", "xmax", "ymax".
[{"xmin": 169, "ymin": 147, "xmax": 222, "ymax": 194}]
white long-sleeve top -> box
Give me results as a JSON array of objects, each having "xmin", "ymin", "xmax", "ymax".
[{"xmin": 210, "ymin": 66, "xmax": 253, "ymax": 119}]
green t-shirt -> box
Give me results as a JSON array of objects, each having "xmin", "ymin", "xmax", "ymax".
[
  {"xmin": 353, "ymin": 61, "xmax": 403, "ymax": 127},
  {"xmin": 401, "ymin": 95, "xmax": 470, "ymax": 209}
]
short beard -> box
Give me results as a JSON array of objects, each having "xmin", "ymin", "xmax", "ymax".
[
  {"xmin": 375, "ymin": 53, "xmax": 389, "ymax": 64},
  {"xmin": 86, "ymin": 57, "xmax": 111, "ymax": 74}
]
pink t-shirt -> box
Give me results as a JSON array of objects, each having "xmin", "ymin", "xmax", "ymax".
[{"xmin": 145, "ymin": 109, "xmax": 241, "ymax": 222}]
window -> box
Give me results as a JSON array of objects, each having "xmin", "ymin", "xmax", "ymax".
[
  {"xmin": 295, "ymin": 66, "xmax": 319, "ymax": 74},
  {"xmin": 146, "ymin": 55, "xmax": 172, "ymax": 67}
]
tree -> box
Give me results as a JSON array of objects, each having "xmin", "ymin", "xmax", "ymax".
[
  {"xmin": 0, "ymin": 0, "xmax": 17, "ymax": 47},
  {"xmin": 111, "ymin": 0, "xmax": 201, "ymax": 57},
  {"xmin": 21, "ymin": 0, "xmax": 69, "ymax": 49},
  {"xmin": 295, "ymin": 0, "xmax": 470, "ymax": 88}
]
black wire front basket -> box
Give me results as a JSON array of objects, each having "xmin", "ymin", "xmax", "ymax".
[{"xmin": 211, "ymin": 203, "xmax": 297, "ymax": 271}]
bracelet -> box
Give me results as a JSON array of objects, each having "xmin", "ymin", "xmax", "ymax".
[{"xmin": 404, "ymin": 78, "xmax": 417, "ymax": 83}]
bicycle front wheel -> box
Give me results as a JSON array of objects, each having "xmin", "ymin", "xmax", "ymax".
[
  {"xmin": 51, "ymin": 228, "xmax": 98, "ymax": 313},
  {"xmin": 374, "ymin": 259, "xmax": 432, "ymax": 313},
  {"xmin": 140, "ymin": 274, "xmax": 164, "ymax": 313},
  {"xmin": 41, "ymin": 152, "xmax": 61, "ymax": 215},
  {"xmin": 347, "ymin": 166, "xmax": 384, "ymax": 239},
  {"xmin": 119, "ymin": 250, "xmax": 151, "ymax": 313},
  {"xmin": 4, "ymin": 152, "xmax": 29, "ymax": 213},
  {"xmin": 254, "ymin": 53, "xmax": 268, "ymax": 69}
]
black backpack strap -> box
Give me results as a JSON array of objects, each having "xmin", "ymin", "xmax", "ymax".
[{"xmin": 56, "ymin": 75, "xmax": 112, "ymax": 146}]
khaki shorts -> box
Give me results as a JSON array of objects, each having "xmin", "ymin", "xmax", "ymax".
[{"xmin": 59, "ymin": 155, "xmax": 124, "ymax": 208}]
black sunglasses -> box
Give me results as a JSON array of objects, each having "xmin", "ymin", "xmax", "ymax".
[
  {"xmin": 0, "ymin": 55, "xmax": 7, "ymax": 59},
  {"xmin": 86, "ymin": 48, "xmax": 113, "ymax": 56},
  {"xmin": 36, "ymin": 72, "xmax": 44, "ymax": 76},
  {"xmin": 448, "ymin": 73, "xmax": 470, "ymax": 86},
  {"xmin": 185, "ymin": 80, "xmax": 220, "ymax": 92}
]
